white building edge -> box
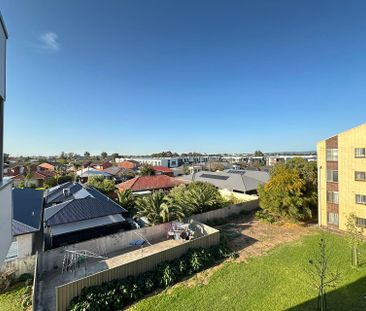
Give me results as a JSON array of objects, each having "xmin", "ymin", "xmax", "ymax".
[{"xmin": 0, "ymin": 12, "xmax": 12, "ymax": 265}]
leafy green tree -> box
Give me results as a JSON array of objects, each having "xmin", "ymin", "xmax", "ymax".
[
  {"xmin": 257, "ymin": 164, "xmax": 312, "ymax": 222},
  {"xmin": 346, "ymin": 213, "xmax": 364, "ymax": 266},
  {"xmin": 286, "ymin": 158, "xmax": 318, "ymax": 209},
  {"xmin": 208, "ymin": 162, "xmax": 225, "ymax": 172},
  {"xmin": 140, "ymin": 164, "xmax": 155, "ymax": 176},
  {"xmin": 87, "ymin": 176, "xmax": 116, "ymax": 193},
  {"xmin": 135, "ymin": 191, "xmax": 185, "ymax": 224},
  {"xmin": 84, "ymin": 151, "xmax": 91, "ymax": 159},
  {"xmin": 254, "ymin": 150, "xmax": 264, "ymax": 156},
  {"xmin": 111, "ymin": 153, "xmax": 119, "ymax": 162},
  {"xmin": 101, "ymin": 152, "xmax": 108, "ymax": 159}
]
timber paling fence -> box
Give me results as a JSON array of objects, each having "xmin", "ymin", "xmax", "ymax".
[{"xmin": 55, "ymin": 222, "xmax": 220, "ymax": 311}]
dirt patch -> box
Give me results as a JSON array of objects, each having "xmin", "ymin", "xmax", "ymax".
[
  {"xmin": 220, "ymin": 213, "xmax": 317, "ymax": 262},
  {"xmin": 187, "ymin": 213, "xmax": 317, "ymax": 287}
]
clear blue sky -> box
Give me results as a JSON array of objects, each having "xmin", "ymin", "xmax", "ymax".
[{"xmin": 2, "ymin": 0, "xmax": 366, "ymax": 156}]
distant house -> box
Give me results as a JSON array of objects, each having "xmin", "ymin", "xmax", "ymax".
[
  {"xmin": 6, "ymin": 189, "xmax": 43, "ymax": 260},
  {"xmin": 11, "ymin": 170, "xmax": 55, "ymax": 188},
  {"xmin": 43, "ymin": 182, "xmax": 127, "ymax": 249},
  {"xmin": 90, "ymin": 162, "xmax": 113, "ymax": 171},
  {"xmin": 5, "ymin": 165, "xmax": 24, "ymax": 177},
  {"xmin": 102, "ymin": 166, "xmax": 135, "ymax": 183},
  {"xmin": 181, "ymin": 169, "xmax": 270, "ymax": 195},
  {"xmin": 117, "ymin": 160, "xmax": 139, "ymax": 170},
  {"xmin": 76, "ymin": 167, "xmax": 113, "ymax": 183},
  {"xmin": 116, "ymin": 175, "xmax": 182, "ymax": 195},
  {"xmin": 152, "ymin": 166, "xmax": 174, "ymax": 177},
  {"xmin": 37, "ymin": 162, "xmax": 57, "ymax": 172}
]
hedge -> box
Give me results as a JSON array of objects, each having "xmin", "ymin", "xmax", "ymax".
[{"xmin": 68, "ymin": 244, "xmax": 235, "ymax": 311}]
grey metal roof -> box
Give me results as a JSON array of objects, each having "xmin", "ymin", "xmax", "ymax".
[
  {"xmin": 182, "ymin": 169, "xmax": 269, "ymax": 193},
  {"xmin": 44, "ymin": 196, "xmax": 126, "ymax": 226},
  {"xmin": 12, "ymin": 188, "xmax": 44, "ymax": 234},
  {"xmin": 45, "ymin": 182, "xmax": 83, "ymax": 205},
  {"xmin": 79, "ymin": 169, "xmax": 112, "ymax": 178},
  {"xmin": 12, "ymin": 220, "xmax": 38, "ymax": 236},
  {"xmin": 102, "ymin": 166, "xmax": 134, "ymax": 176},
  {"xmin": 50, "ymin": 214, "xmax": 125, "ymax": 237}
]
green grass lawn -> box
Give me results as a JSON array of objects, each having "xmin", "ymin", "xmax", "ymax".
[
  {"xmin": 0, "ymin": 282, "xmax": 28, "ymax": 311},
  {"xmin": 130, "ymin": 232, "xmax": 366, "ymax": 311}
]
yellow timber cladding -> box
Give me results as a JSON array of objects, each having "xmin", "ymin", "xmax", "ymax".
[{"xmin": 317, "ymin": 123, "xmax": 366, "ymax": 232}]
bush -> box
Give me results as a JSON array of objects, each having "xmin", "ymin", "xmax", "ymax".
[
  {"xmin": 255, "ymin": 210, "xmax": 277, "ymax": 224},
  {"xmin": 17, "ymin": 273, "xmax": 33, "ymax": 283},
  {"xmin": 68, "ymin": 244, "xmax": 234, "ymax": 311}
]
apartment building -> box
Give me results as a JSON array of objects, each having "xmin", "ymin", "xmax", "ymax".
[
  {"xmin": 318, "ymin": 123, "xmax": 366, "ymax": 233},
  {"xmin": 0, "ymin": 13, "xmax": 10, "ymax": 264}
]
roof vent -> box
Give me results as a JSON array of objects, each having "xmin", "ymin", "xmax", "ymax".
[{"xmin": 63, "ymin": 188, "xmax": 70, "ymax": 196}]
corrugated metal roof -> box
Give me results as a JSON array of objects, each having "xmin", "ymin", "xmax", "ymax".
[
  {"xmin": 45, "ymin": 196, "xmax": 125, "ymax": 226},
  {"xmin": 12, "ymin": 188, "xmax": 43, "ymax": 232},
  {"xmin": 50, "ymin": 214, "xmax": 125, "ymax": 236},
  {"xmin": 182, "ymin": 169, "xmax": 269, "ymax": 193},
  {"xmin": 12, "ymin": 219, "xmax": 38, "ymax": 236}
]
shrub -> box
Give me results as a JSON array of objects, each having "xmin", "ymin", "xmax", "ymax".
[{"xmin": 68, "ymin": 244, "xmax": 234, "ymax": 310}]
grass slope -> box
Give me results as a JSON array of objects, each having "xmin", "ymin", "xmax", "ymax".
[
  {"xmin": 131, "ymin": 232, "xmax": 366, "ymax": 311},
  {"xmin": 0, "ymin": 282, "xmax": 28, "ymax": 311}
]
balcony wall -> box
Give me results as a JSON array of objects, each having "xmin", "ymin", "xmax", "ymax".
[{"xmin": 0, "ymin": 179, "xmax": 13, "ymax": 264}]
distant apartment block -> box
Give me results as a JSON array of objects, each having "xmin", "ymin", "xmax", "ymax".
[
  {"xmin": 0, "ymin": 13, "xmax": 10, "ymax": 264},
  {"xmin": 267, "ymin": 154, "xmax": 317, "ymax": 166},
  {"xmin": 318, "ymin": 123, "xmax": 366, "ymax": 233}
]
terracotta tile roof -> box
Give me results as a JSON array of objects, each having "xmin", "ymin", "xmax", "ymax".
[
  {"xmin": 152, "ymin": 166, "xmax": 173, "ymax": 173},
  {"xmin": 116, "ymin": 175, "xmax": 181, "ymax": 192},
  {"xmin": 38, "ymin": 162, "xmax": 56, "ymax": 170},
  {"xmin": 11, "ymin": 171, "xmax": 54, "ymax": 181}
]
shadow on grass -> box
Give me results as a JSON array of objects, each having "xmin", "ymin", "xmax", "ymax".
[{"xmin": 286, "ymin": 276, "xmax": 366, "ymax": 311}]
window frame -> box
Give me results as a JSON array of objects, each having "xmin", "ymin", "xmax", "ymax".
[
  {"xmin": 355, "ymin": 194, "xmax": 366, "ymax": 205},
  {"xmin": 326, "ymin": 149, "xmax": 338, "ymax": 161},
  {"xmin": 356, "ymin": 217, "xmax": 366, "ymax": 228},
  {"xmin": 355, "ymin": 148, "xmax": 366, "ymax": 158},
  {"xmin": 327, "ymin": 191, "xmax": 339, "ymax": 204},
  {"xmin": 355, "ymin": 171, "xmax": 366, "ymax": 182},
  {"xmin": 327, "ymin": 170, "xmax": 339, "ymax": 183},
  {"xmin": 328, "ymin": 212, "xmax": 339, "ymax": 225}
]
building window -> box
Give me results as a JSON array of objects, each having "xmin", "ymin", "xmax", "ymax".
[
  {"xmin": 356, "ymin": 217, "xmax": 366, "ymax": 228},
  {"xmin": 355, "ymin": 194, "xmax": 366, "ymax": 205},
  {"xmin": 326, "ymin": 149, "xmax": 338, "ymax": 161},
  {"xmin": 327, "ymin": 170, "xmax": 338, "ymax": 183},
  {"xmin": 327, "ymin": 191, "xmax": 339, "ymax": 204},
  {"xmin": 355, "ymin": 148, "xmax": 366, "ymax": 158},
  {"xmin": 355, "ymin": 171, "xmax": 366, "ymax": 181},
  {"xmin": 328, "ymin": 213, "xmax": 339, "ymax": 225}
]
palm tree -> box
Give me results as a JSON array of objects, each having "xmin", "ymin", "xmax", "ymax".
[
  {"xmin": 135, "ymin": 191, "xmax": 185, "ymax": 225},
  {"xmin": 170, "ymin": 182, "xmax": 225, "ymax": 215},
  {"xmin": 139, "ymin": 164, "xmax": 155, "ymax": 176},
  {"xmin": 24, "ymin": 165, "xmax": 33, "ymax": 188},
  {"xmin": 117, "ymin": 189, "xmax": 136, "ymax": 217}
]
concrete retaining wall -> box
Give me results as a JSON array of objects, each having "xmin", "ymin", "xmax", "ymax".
[
  {"xmin": 1, "ymin": 255, "xmax": 36, "ymax": 278},
  {"xmin": 187, "ymin": 199, "xmax": 259, "ymax": 223}
]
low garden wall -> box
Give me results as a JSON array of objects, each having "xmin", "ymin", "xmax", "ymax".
[
  {"xmin": 39, "ymin": 222, "xmax": 171, "ymax": 273},
  {"xmin": 187, "ymin": 199, "xmax": 259, "ymax": 223},
  {"xmin": 1, "ymin": 254, "xmax": 36, "ymax": 278},
  {"xmin": 55, "ymin": 221, "xmax": 219, "ymax": 311}
]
